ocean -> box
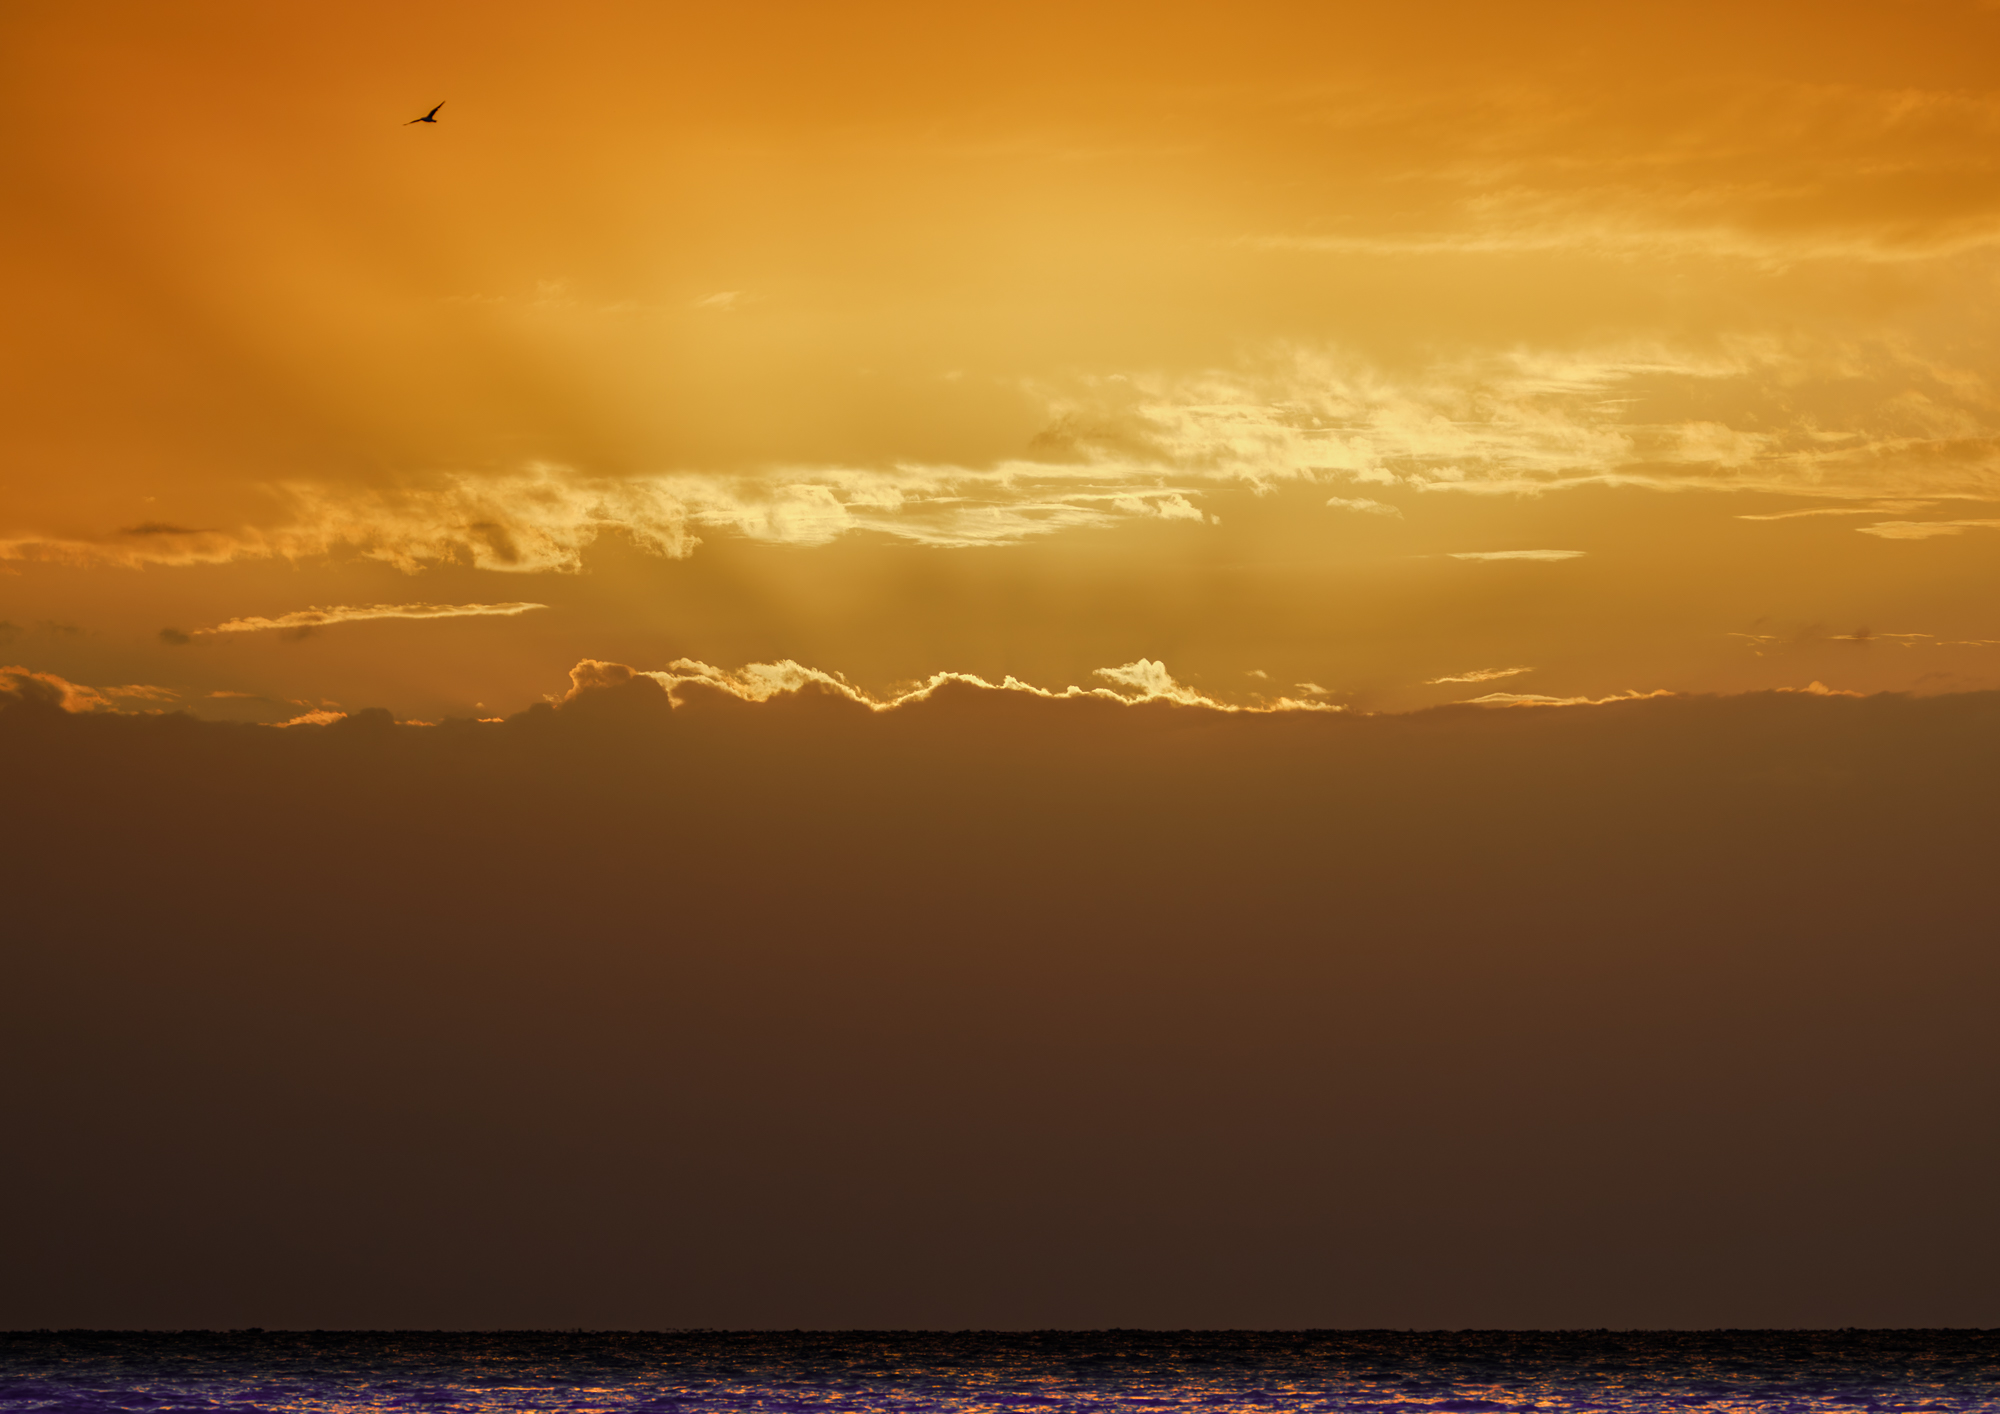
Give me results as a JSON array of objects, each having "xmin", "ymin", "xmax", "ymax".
[{"xmin": 3, "ymin": 1331, "xmax": 1996, "ymax": 1413}]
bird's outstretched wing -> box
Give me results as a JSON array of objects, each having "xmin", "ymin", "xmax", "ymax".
[{"xmin": 405, "ymin": 101, "xmax": 445, "ymax": 124}]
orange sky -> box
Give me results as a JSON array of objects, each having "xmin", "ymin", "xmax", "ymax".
[
  {"xmin": 5, "ymin": 0, "xmax": 2000, "ymax": 719},
  {"xmin": 6, "ymin": 4, "xmax": 2000, "ymax": 1331}
]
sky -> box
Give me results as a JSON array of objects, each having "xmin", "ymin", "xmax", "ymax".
[
  {"xmin": 4, "ymin": 0, "xmax": 2000, "ymax": 718},
  {"xmin": 4, "ymin": 0, "xmax": 2000, "ymax": 1333}
]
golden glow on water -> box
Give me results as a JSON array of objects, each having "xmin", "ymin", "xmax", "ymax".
[{"xmin": 5, "ymin": 1331, "xmax": 1998, "ymax": 1411}]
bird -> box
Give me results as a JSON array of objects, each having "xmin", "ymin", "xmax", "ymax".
[{"xmin": 405, "ymin": 102, "xmax": 445, "ymax": 125}]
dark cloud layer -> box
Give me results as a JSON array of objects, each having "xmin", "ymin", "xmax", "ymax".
[{"xmin": 2, "ymin": 670, "xmax": 1995, "ymax": 1331}]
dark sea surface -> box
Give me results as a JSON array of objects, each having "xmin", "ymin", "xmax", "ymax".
[{"xmin": 3, "ymin": 1332, "xmax": 1998, "ymax": 1414}]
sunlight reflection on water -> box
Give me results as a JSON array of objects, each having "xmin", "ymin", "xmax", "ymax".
[{"xmin": 2, "ymin": 1331, "xmax": 1996, "ymax": 1414}]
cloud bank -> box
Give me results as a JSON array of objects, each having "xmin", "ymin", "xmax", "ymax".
[
  {"xmin": 7, "ymin": 332, "xmax": 1998, "ymax": 573},
  {"xmin": 4, "ymin": 661, "xmax": 1995, "ymax": 1330}
]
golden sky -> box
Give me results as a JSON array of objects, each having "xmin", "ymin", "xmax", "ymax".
[
  {"xmin": 7, "ymin": 3, "xmax": 2000, "ymax": 1329},
  {"xmin": 5, "ymin": 0, "xmax": 2000, "ymax": 719}
]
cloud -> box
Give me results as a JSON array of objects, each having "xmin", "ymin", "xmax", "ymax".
[
  {"xmin": 119, "ymin": 522, "xmax": 211, "ymax": 537},
  {"xmin": 668, "ymin": 471, "xmax": 1220, "ymax": 550},
  {"xmin": 1017, "ymin": 339, "xmax": 2000, "ymax": 508},
  {"xmin": 1111, "ymin": 492, "xmax": 1208, "ymax": 522},
  {"xmin": 0, "ymin": 621, "xmax": 82, "ymax": 643},
  {"xmin": 9, "ymin": 651, "xmax": 2000, "ymax": 1332},
  {"xmin": 1243, "ymin": 208, "xmax": 2000, "ymax": 268},
  {"xmin": 1736, "ymin": 503, "xmax": 1936, "ymax": 521},
  {"xmin": 1460, "ymin": 692, "xmax": 1593, "ymax": 706},
  {"xmin": 1727, "ymin": 625, "xmax": 1980, "ymax": 658},
  {"xmin": 2, "ymin": 471, "xmax": 699, "ymax": 573},
  {"xmin": 0, "ymin": 464, "xmax": 1233, "ymax": 570},
  {"xmin": 1426, "ymin": 666, "xmax": 1534, "ymax": 685},
  {"xmin": 103, "ymin": 684, "xmax": 178, "ymax": 703},
  {"xmin": 278, "ymin": 709, "xmax": 347, "ymax": 727},
  {"xmin": 1448, "ymin": 550, "xmax": 1586, "ymax": 562},
  {"xmin": 6, "ymin": 326, "xmax": 1999, "ymax": 575},
  {"xmin": 1828, "ymin": 631, "xmax": 1931, "ymax": 646},
  {"xmin": 1461, "ymin": 689, "xmax": 1675, "ymax": 707},
  {"xmin": 193, "ymin": 602, "xmax": 550, "ymax": 636},
  {"xmin": 1783, "ymin": 681, "xmax": 1865, "ymax": 697},
  {"xmin": 1092, "ymin": 659, "xmax": 1218, "ymax": 706},
  {"xmin": 618, "ymin": 656, "xmax": 1341, "ymax": 715},
  {"xmin": 1856, "ymin": 519, "xmax": 2000, "ymax": 540},
  {"xmin": 0, "ymin": 666, "xmax": 109, "ymax": 713},
  {"xmin": 1238, "ymin": 78, "xmax": 2000, "ymax": 268},
  {"xmin": 179, "ymin": 688, "xmax": 348, "ymax": 723}
]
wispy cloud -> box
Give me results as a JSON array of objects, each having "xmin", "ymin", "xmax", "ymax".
[
  {"xmin": 1240, "ymin": 207, "xmax": 2000, "ymax": 269},
  {"xmin": 1426, "ymin": 666, "xmax": 1534, "ymax": 685},
  {"xmin": 193, "ymin": 602, "xmax": 549, "ymax": 636},
  {"xmin": 1326, "ymin": 496, "xmax": 1402, "ymax": 517},
  {"xmin": 1462, "ymin": 689, "xmax": 1675, "ymax": 708},
  {"xmin": 103, "ymin": 684, "xmax": 178, "ymax": 702},
  {"xmin": 6, "ymin": 328, "xmax": 1998, "ymax": 574},
  {"xmin": 1240, "ymin": 79, "xmax": 2000, "ymax": 268},
  {"xmin": 1022, "ymin": 340, "xmax": 2000, "ymax": 508},
  {"xmin": 2, "ymin": 464, "xmax": 1233, "ymax": 572},
  {"xmin": 119, "ymin": 521, "xmax": 212, "ymax": 536},
  {"xmin": 1736, "ymin": 503, "xmax": 1936, "ymax": 521},
  {"xmin": 1726, "ymin": 626, "xmax": 1999, "ymax": 656},
  {"xmin": 1856, "ymin": 519, "xmax": 2000, "ymax": 540},
  {"xmin": 1448, "ymin": 550, "xmax": 1586, "ymax": 562}
]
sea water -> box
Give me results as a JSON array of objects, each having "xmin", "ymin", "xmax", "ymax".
[{"xmin": 3, "ymin": 1331, "xmax": 1996, "ymax": 1413}]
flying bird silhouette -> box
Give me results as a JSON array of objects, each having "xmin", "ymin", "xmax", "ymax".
[{"xmin": 406, "ymin": 102, "xmax": 445, "ymax": 125}]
